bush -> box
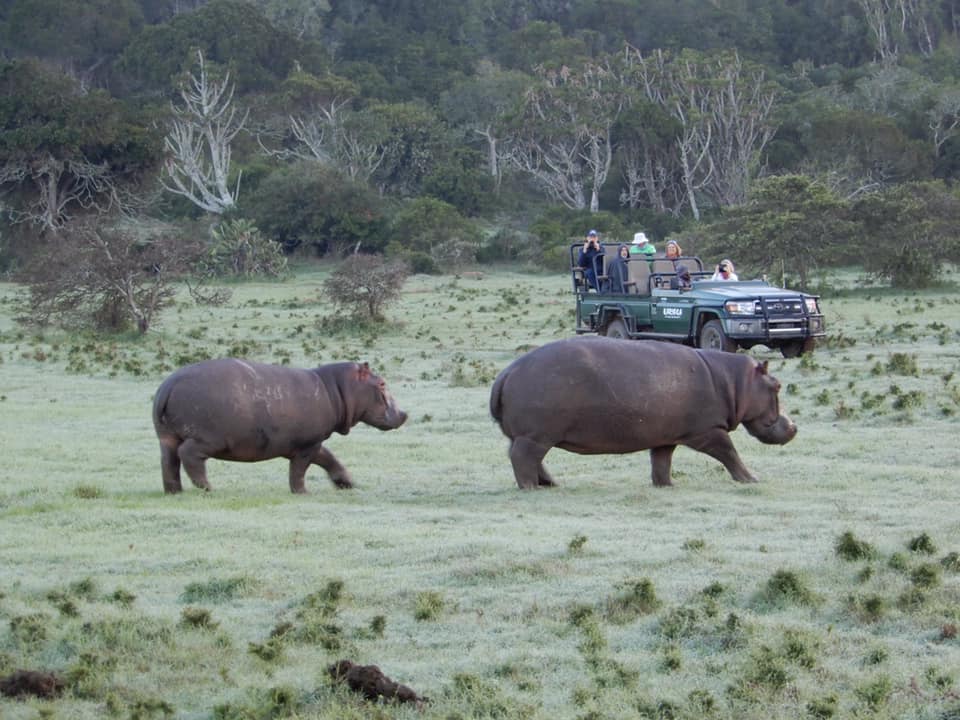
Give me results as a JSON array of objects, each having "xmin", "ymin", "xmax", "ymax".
[
  {"xmin": 15, "ymin": 218, "xmax": 203, "ymax": 334},
  {"xmin": 242, "ymin": 162, "xmax": 387, "ymax": 256},
  {"xmin": 206, "ymin": 219, "xmax": 287, "ymax": 278},
  {"xmin": 322, "ymin": 254, "xmax": 409, "ymax": 320},
  {"xmin": 388, "ymin": 197, "xmax": 482, "ymax": 271}
]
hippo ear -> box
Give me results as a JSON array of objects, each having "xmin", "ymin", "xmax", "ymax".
[
  {"xmin": 358, "ymin": 362, "xmax": 370, "ymax": 382},
  {"xmin": 756, "ymin": 360, "xmax": 769, "ymax": 376}
]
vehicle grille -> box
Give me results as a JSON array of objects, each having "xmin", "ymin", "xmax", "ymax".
[{"xmin": 761, "ymin": 298, "xmax": 804, "ymax": 316}]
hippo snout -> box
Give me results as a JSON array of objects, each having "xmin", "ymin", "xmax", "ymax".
[
  {"xmin": 745, "ymin": 413, "xmax": 797, "ymax": 445},
  {"xmin": 369, "ymin": 405, "xmax": 407, "ymax": 431}
]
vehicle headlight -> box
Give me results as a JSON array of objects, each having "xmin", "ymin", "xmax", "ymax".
[
  {"xmin": 724, "ymin": 300, "xmax": 758, "ymax": 315},
  {"xmin": 804, "ymin": 298, "xmax": 819, "ymax": 313}
]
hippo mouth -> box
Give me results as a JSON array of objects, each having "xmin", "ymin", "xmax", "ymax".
[
  {"xmin": 367, "ymin": 409, "xmax": 408, "ymax": 430},
  {"xmin": 744, "ymin": 414, "xmax": 797, "ymax": 445}
]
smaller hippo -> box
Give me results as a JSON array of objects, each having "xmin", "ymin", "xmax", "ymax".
[
  {"xmin": 490, "ymin": 337, "xmax": 796, "ymax": 488},
  {"xmin": 153, "ymin": 359, "xmax": 407, "ymax": 493}
]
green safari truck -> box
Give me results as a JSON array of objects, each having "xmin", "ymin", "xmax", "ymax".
[{"xmin": 570, "ymin": 245, "xmax": 826, "ymax": 357}]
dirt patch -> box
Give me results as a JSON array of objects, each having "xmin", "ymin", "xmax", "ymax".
[
  {"xmin": 328, "ymin": 659, "xmax": 427, "ymax": 705},
  {"xmin": 0, "ymin": 670, "xmax": 65, "ymax": 699}
]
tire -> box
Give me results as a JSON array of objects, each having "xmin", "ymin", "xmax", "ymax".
[
  {"xmin": 604, "ymin": 317, "xmax": 629, "ymax": 340},
  {"xmin": 699, "ymin": 319, "xmax": 737, "ymax": 352},
  {"xmin": 780, "ymin": 337, "xmax": 816, "ymax": 358}
]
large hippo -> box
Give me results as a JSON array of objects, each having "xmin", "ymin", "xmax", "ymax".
[
  {"xmin": 153, "ymin": 359, "xmax": 407, "ymax": 493},
  {"xmin": 489, "ymin": 337, "xmax": 796, "ymax": 488}
]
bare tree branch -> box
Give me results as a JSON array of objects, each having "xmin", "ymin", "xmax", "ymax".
[{"xmin": 162, "ymin": 50, "xmax": 248, "ymax": 214}]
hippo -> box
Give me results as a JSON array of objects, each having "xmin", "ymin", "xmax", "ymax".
[
  {"xmin": 489, "ymin": 337, "xmax": 796, "ymax": 488},
  {"xmin": 152, "ymin": 359, "xmax": 407, "ymax": 493}
]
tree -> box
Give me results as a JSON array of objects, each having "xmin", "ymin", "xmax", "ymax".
[
  {"xmin": 507, "ymin": 57, "xmax": 625, "ymax": 212},
  {"xmin": 162, "ymin": 50, "xmax": 248, "ymax": 215},
  {"xmin": 621, "ymin": 47, "xmax": 779, "ymax": 219},
  {"xmin": 851, "ymin": 181, "xmax": 960, "ymax": 287},
  {"xmin": 1, "ymin": 0, "xmax": 144, "ymax": 87},
  {"xmin": 241, "ymin": 161, "xmax": 387, "ymax": 256},
  {"xmin": 117, "ymin": 0, "xmax": 308, "ymax": 93},
  {"xmin": 322, "ymin": 254, "xmax": 408, "ymax": 321},
  {"xmin": 438, "ymin": 62, "xmax": 530, "ymax": 190},
  {"xmin": 0, "ymin": 60, "xmax": 162, "ymax": 233},
  {"xmin": 388, "ymin": 197, "xmax": 482, "ymax": 269},
  {"xmin": 16, "ymin": 217, "xmax": 202, "ymax": 334},
  {"xmin": 703, "ymin": 175, "xmax": 854, "ymax": 289}
]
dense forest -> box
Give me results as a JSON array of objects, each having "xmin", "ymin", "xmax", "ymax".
[{"xmin": 2, "ymin": 0, "xmax": 960, "ymax": 302}]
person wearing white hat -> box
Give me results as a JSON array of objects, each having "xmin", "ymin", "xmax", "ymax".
[{"xmin": 629, "ymin": 231, "xmax": 656, "ymax": 257}]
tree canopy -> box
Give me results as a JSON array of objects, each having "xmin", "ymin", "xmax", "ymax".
[{"xmin": 3, "ymin": 0, "xmax": 960, "ymax": 286}]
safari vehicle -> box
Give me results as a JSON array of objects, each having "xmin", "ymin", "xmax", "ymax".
[{"xmin": 570, "ymin": 244, "xmax": 825, "ymax": 357}]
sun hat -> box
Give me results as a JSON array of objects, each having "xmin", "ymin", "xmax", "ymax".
[
  {"xmin": 587, "ymin": 229, "xmax": 598, "ymax": 236},
  {"xmin": 632, "ymin": 232, "xmax": 648, "ymax": 245}
]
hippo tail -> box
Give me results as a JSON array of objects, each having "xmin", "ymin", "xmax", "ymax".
[
  {"xmin": 152, "ymin": 377, "xmax": 174, "ymax": 432},
  {"xmin": 489, "ymin": 369, "xmax": 507, "ymax": 427}
]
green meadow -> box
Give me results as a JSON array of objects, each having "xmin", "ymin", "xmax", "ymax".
[{"xmin": 0, "ymin": 267, "xmax": 958, "ymax": 719}]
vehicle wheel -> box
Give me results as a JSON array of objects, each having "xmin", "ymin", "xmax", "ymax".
[
  {"xmin": 780, "ymin": 337, "xmax": 816, "ymax": 358},
  {"xmin": 604, "ymin": 318, "xmax": 629, "ymax": 340},
  {"xmin": 699, "ymin": 319, "xmax": 737, "ymax": 352}
]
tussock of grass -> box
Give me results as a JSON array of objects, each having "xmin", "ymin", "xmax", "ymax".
[
  {"xmin": 180, "ymin": 606, "xmax": 218, "ymax": 629},
  {"xmin": 72, "ymin": 484, "xmax": 103, "ymax": 499},
  {"xmin": 908, "ymin": 532, "xmax": 937, "ymax": 555},
  {"xmin": 834, "ymin": 531, "xmax": 877, "ymax": 561},
  {"xmin": 180, "ymin": 575, "xmax": 257, "ymax": 603},
  {"xmin": 604, "ymin": 577, "xmax": 661, "ymax": 623},
  {"xmin": 413, "ymin": 590, "xmax": 446, "ymax": 621},
  {"xmin": 756, "ymin": 569, "xmax": 818, "ymax": 608}
]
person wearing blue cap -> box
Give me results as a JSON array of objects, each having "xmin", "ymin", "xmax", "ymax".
[{"xmin": 577, "ymin": 229, "xmax": 604, "ymax": 291}]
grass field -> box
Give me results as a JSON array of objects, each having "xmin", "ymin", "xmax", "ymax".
[{"xmin": 0, "ymin": 266, "xmax": 958, "ymax": 719}]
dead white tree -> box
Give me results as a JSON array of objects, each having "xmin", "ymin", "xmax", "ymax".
[
  {"xmin": 0, "ymin": 154, "xmax": 132, "ymax": 231},
  {"xmin": 162, "ymin": 50, "xmax": 248, "ymax": 214},
  {"xmin": 507, "ymin": 61, "xmax": 623, "ymax": 212}
]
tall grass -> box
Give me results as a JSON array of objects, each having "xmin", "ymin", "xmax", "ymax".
[{"xmin": 0, "ymin": 268, "xmax": 958, "ymax": 719}]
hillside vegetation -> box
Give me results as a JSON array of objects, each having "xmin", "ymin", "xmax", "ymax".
[{"xmin": 2, "ymin": 0, "xmax": 960, "ymax": 287}]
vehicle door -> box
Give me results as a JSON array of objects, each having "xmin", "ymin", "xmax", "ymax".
[{"xmin": 651, "ymin": 291, "xmax": 695, "ymax": 336}]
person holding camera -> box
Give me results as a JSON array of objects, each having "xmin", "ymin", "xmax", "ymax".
[
  {"xmin": 711, "ymin": 259, "xmax": 739, "ymax": 281},
  {"xmin": 577, "ymin": 229, "xmax": 605, "ymax": 291}
]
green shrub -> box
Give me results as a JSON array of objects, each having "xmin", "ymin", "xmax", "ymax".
[
  {"xmin": 606, "ymin": 577, "xmax": 661, "ymax": 623},
  {"xmin": 835, "ymin": 531, "xmax": 877, "ymax": 561},
  {"xmin": 908, "ymin": 533, "xmax": 937, "ymax": 555},
  {"xmin": 910, "ymin": 563, "xmax": 941, "ymax": 589},
  {"xmin": 759, "ymin": 569, "xmax": 817, "ymax": 607},
  {"xmin": 413, "ymin": 590, "xmax": 446, "ymax": 621},
  {"xmin": 856, "ymin": 675, "xmax": 893, "ymax": 710},
  {"xmin": 180, "ymin": 576, "xmax": 255, "ymax": 603},
  {"xmin": 206, "ymin": 219, "xmax": 288, "ymax": 278}
]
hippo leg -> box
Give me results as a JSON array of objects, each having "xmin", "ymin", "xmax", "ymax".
[
  {"xmin": 176, "ymin": 439, "xmax": 214, "ymax": 491},
  {"xmin": 159, "ymin": 439, "xmax": 183, "ymax": 493},
  {"xmin": 537, "ymin": 465, "xmax": 557, "ymax": 487},
  {"xmin": 650, "ymin": 445, "xmax": 676, "ymax": 487},
  {"xmin": 509, "ymin": 437, "xmax": 551, "ymax": 489},
  {"xmin": 687, "ymin": 430, "xmax": 758, "ymax": 483},
  {"xmin": 309, "ymin": 445, "xmax": 354, "ymax": 490}
]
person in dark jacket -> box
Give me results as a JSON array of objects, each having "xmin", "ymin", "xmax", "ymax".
[
  {"xmin": 577, "ymin": 229, "xmax": 604, "ymax": 290},
  {"xmin": 605, "ymin": 244, "xmax": 631, "ymax": 294},
  {"xmin": 670, "ymin": 264, "xmax": 692, "ymax": 290}
]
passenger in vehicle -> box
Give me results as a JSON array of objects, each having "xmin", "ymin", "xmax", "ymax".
[
  {"xmin": 670, "ymin": 264, "xmax": 692, "ymax": 290},
  {"xmin": 629, "ymin": 232, "xmax": 656, "ymax": 257},
  {"xmin": 605, "ymin": 244, "xmax": 631, "ymax": 293},
  {"xmin": 665, "ymin": 240, "xmax": 682, "ymax": 259},
  {"xmin": 577, "ymin": 229, "xmax": 604, "ymax": 291},
  {"xmin": 711, "ymin": 259, "xmax": 739, "ymax": 281}
]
